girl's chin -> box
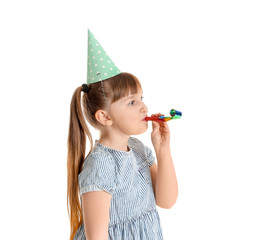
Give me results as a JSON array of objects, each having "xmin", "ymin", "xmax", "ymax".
[{"xmin": 141, "ymin": 124, "xmax": 149, "ymax": 133}]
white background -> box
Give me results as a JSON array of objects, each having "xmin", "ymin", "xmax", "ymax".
[{"xmin": 0, "ymin": 0, "xmax": 256, "ymax": 239}]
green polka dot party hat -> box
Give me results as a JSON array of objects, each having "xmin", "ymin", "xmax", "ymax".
[{"xmin": 87, "ymin": 29, "xmax": 121, "ymax": 84}]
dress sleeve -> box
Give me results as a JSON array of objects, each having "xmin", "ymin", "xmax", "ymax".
[
  {"xmin": 78, "ymin": 152, "xmax": 116, "ymax": 196},
  {"xmin": 144, "ymin": 145, "xmax": 156, "ymax": 167}
]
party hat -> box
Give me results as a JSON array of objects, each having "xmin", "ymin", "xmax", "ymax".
[{"xmin": 87, "ymin": 29, "xmax": 121, "ymax": 84}]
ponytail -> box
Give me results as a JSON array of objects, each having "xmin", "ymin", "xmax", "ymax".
[{"xmin": 67, "ymin": 86, "xmax": 93, "ymax": 240}]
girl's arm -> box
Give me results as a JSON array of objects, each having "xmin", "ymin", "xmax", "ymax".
[
  {"xmin": 81, "ymin": 191, "xmax": 111, "ymax": 240},
  {"xmin": 150, "ymin": 113, "xmax": 178, "ymax": 209},
  {"xmin": 155, "ymin": 146, "xmax": 178, "ymax": 209}
]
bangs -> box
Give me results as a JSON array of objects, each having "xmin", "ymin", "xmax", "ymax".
[{"xmin": 108, "ymin": 72, "xmax": 142, "ymax": 103}]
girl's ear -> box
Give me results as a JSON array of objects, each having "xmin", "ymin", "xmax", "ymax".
[{"xmin": 95, "ymin": 110, "xmax": 113, "ymax": 126}]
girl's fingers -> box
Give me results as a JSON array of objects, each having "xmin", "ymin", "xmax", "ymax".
[{"xmin": 151, "ymin": 113, "xmax": 164, "ymax": 116}]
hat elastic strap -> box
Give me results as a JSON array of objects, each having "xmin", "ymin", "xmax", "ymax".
[{"xmin": 98, "ymin": 73, "xmax": 110, "ymax": 110}]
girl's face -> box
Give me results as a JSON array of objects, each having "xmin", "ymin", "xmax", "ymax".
[{"xmin": 109, "ymin": 89, "xmax": 148, "ymax": 135}]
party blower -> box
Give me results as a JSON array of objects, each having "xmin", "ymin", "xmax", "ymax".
[{"xmin": 145, "ymin": 109, "xmax": 182, "ymax": 122}]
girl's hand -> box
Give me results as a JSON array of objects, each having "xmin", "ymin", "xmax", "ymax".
[{"xmin": 151, "ymin": 113, "xmax": 171, "ymax": 152}]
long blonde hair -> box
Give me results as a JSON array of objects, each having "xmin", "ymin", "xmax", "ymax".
[{"xmin": 67, "ymin": 72, "xmax": 142, "ymax": 239}]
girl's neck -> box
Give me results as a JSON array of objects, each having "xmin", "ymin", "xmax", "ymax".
[{"xmin": 98, "ymin": 136, "xmax": 130, "ymax": 152}]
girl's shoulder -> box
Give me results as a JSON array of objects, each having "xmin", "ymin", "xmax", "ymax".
[
  {"xmin": 128, "ymin": 136, "xmax": 150, "ymax": 152},
  {"xmin": 82, "ymin": 144, "xmax": 114, "ymax": 169},
  {"xmin": 128, "ymin": 136, "xmax": 144, "ymax": 148},
  {"xmin": 129, "ymin": 136, "xmax": 155, "ymax": 167}
]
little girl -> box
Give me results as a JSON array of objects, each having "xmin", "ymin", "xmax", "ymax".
[{"xmin": 67, "ymin": 30, "xmax": 178, "ymax": 240}]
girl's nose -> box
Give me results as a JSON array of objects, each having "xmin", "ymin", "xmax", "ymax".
[{"xmin": 141, "ymin": 102, "xmax": 148, "ymax": 113}]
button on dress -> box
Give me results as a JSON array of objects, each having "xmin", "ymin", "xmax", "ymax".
[{"xmin": 74, "ymin": 136, "xmax": 164, "ymax": 240}]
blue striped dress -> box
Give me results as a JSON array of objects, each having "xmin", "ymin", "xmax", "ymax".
[{"xmin": 74, "ymin": 136, "xmax": 164, "ymax": 240}]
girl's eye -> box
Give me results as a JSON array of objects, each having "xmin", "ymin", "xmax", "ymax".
[{"xmin": 129, "ymin": 96, "xmax": 144, "ymax": 106}]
